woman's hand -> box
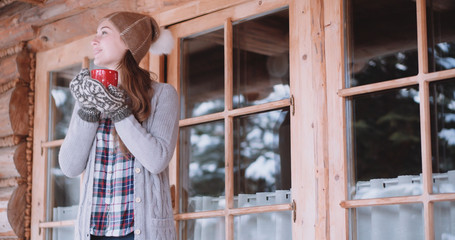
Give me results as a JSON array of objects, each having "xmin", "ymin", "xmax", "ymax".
[
  {"xmin": 69, "ymin": 69, "xmax": 100, "ymax": 122},
  {"xmin": 70, "ymin": 68, "xmax": 132, "ymax": 122}
]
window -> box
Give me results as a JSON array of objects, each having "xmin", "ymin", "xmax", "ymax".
[
  {"xmin": 31, "ymin": 36, "xmax": 129, "ymax": 240},
  {"xmin": 340, "ymin": 0, "xmax": 455, "ymax": 239},
  {"xmin": 46, "ymin": 64, "xmax": 81, "ymax": 239},
  {"xmin": 167, "ymin": 2, "xmax": 292, "ymax": 239}
]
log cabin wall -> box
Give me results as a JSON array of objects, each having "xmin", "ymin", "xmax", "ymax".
[
  {"xmin": 0, "ymin": 42, "xmax": 33, "ymax": 240},
  {"xmin": 0, "ymin": 0, "xmax": 191, "ymax": 239}
]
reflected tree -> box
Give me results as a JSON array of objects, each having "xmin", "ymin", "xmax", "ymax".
[{"xmin": 352, "ymin": 42, "xmax": 455, "ymax": 181}]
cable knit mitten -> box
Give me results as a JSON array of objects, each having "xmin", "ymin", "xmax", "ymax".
[
  {"xmin": 69, "ymin": 69, "xmax": 101, "ymax": 122},
  {"xmin": 70, "ymin": 68, "xmax": 132, "ymax": 122},
  {"xmin": 105, "ymin": 85, "xmax": 132, "ymax": 122}
]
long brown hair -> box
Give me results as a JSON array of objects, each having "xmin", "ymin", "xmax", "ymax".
[{"xmin": 115, "ymin": 50, "xmax": 155, "ymax": 155}]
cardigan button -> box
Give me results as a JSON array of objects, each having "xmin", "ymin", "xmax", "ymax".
[
  {"xmin": 135, "ymin": 229, "xmax": 141, "ymax": 235},
  {"xmin": 135, "ymin": 197, "xmax": 141, "ymax": 203},
  {"xmin": 135, "ymin": 168, "xmax": 141, "ymax": 173}
]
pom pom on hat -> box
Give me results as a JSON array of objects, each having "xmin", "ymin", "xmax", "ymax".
[{"xmin": 149, "ymin": 28, "xmax": 174, "ymax": 55}]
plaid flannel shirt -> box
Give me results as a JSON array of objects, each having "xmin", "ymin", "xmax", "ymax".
[{"xmin": 90, "ymin": 118, "xmax": 134, "ymax": 237}]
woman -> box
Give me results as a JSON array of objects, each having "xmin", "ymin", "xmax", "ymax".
[{"xmin": 59, "ymin": 11, "xmax": 178, "ymax": 240}]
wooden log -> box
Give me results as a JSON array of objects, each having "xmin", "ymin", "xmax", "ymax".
[
  {"xmin": 0, "ymin": 43, "xmax": 25, "ymax": 60},
  {"xmin": 7, "ymin": 184, "xmax": 26, "ymax": 239},
  {"xmin": 0, "ymin": 24, "xmax": 35, "ymax": 50},
  {"xmin": 0, "ymin": 186, "xmax": 15, "ymax": 203},
  {"xmin": 0, "ymin": 143, "xmax": 27, "ymax": 178},
  {"xmin": 0, "ymin": 49, "xmax": 30, "ymax": 86},
  {"xmin": 0, "ymin": 207, "xmax": 16, "ymax": 238},
  {"xmin": 0, "ymin": 178, "xmax": 18, "ymax": 189},
  {"xmin": 0, "ymin": 0, "xmax": 15, "ymax": 8},
  {"xmin": 18, "ymin": 0, "xmax": 46, "ymax": 5},
  {"xmin": 0, "ymin": 136, "xmax": 22, "ymax": 148},
  {"xmin": 0, "ymin": 79, "xmax": 19, "ymax": 95},
  {"xmin": 0, "ymin": 86, "xmax": 29, "ymax": 138},
  {"xmin": 27, "ymin": 0, "xmax": 135, "ymax": 52}
]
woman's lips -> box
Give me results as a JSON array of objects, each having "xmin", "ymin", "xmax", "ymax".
[{"xmin": 93, "ymin": 49, "xmax": 101, "ymax": 56}]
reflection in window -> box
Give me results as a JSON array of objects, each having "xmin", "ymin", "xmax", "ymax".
[
  {"xmin": 351, "ymin": 203, "xmax": 424, "ymax": 240},
  {"xmin": 47, "ymin": 65, "xmax": 82, "ymax": 239},
  {"xmin": 233, "ymin": 9, "xmax": 289, "ymax": 108},
  {"xmin": 434, "ymin": 201, "xmax": 455, "ymax": 240},
  {"xmin": 234, "ymin": 211, "xmax": 292, "ymax": 240},
  {"xmin": 179, "ymin": 217, "xmax": 225, "ymax": 240},
  {"xmin": 427, "ymin": 0, "xmax": 455, "ymax": 72},
  {"xmin": 234, "ymin": 108, "xmax": 290, "ymax": 207},
  {"xmin": 430, "ymin": 79, "xmax": 455, "ymax": 194},
  {"xmin": 180, "ymin": 27, "xmax": 225, "ymax": 119},
  {"xmin": 346, "ymin": 0, "xmax": 418, "ymax": 87},
  {"xmin": 49, "ymin": 65, "xmax": 80, "ymax": 140},
  {"xmin": 179, "ymin": 121, "xmax": 225, "ymax": 213},
  {"xmin": 348, "ymin": 87, "xmax": 421, "ymax": 200}
]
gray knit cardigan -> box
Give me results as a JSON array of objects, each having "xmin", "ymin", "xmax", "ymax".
[{"xmin": 59, "ymin": 82, "xmax": 179, "ymax": 240}]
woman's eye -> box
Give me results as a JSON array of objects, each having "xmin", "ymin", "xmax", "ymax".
[{"xmin": 102, "ymin": 31, "xmax": 107, "ymax": 35}]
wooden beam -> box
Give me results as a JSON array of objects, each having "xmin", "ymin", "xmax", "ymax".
[
  {"xmin": 149, "ymin": 0, "xmax": 250, "ymax": 26},
  {"xmin": 324, "ymin": 0, "xmax": 348, "ymax": 238},
  {"xmin": 27, "ymin": 0, "xmax": 136, "ymax": 52},
  {"xmin": 0, "ymin": 24, "xmax": 35, "ymax": 50},
  {"xmin": 290, "ymin": 0, "xmax": 329, "ymax": 239}
]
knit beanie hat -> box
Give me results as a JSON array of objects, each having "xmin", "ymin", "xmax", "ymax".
[{"xmin": 102, "ymin": 12, "xmax": 174, "ymax": 64}]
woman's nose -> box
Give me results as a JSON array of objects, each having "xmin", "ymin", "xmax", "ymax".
[{"xmin": 91, "ymin": 36, "xmax": 99, "ymax": 46}]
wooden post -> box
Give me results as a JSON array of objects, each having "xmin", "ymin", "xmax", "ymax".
[{"xmin": 290, "ymin": 0, "xmax": 329, "ymax": 239}]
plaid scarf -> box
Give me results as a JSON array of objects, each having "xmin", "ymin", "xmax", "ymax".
[{"xmin": 90, "ymin": 118, "xmax": 134, "ymax": 236}]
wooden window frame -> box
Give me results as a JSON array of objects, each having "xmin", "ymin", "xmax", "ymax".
[
  {"xmin": 166, "ymin": 1, "xmax": 293, "ymax": 239},
  {"xmin": 32, "ymin": 35, "xmax": 93, "ymax": 240},
  {"xmin": 326, "ymin": 0, "xmax": 455, "ymax": 239},
  {"xmin": 29, "ymin": 0, "xmax": 342, "ymax": 239},
  {"xmin": 30, "ymin": 35, "xmax": 158, "ymax": 240}
]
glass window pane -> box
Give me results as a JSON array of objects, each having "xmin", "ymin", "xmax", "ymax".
[
  {"xmin": 233, "ymin": 9, "xmax": 290, "ymax": 108},
  {"xmin": 348, "ymin": 87, "xmax": 421, "ymax": 199},
  {"xmin": 47, "ymin": 226, "xmax": 75, "ymax": 240},
  {"xmin": 430, "ymin": 79, "xmax": 455, "ymax": 194},
  {"xmin": 179, "ymin": 121, "xmax": 225, "ymax": 213},
  {"xmin": 47, "ymin": 147, "xmax": 79, "ymax": 222},
  {"xmin": 181, "ymin": 27, "xmax": 225, "ymax": 119},
  {"xmin": 346, "ymin": 0, "xmax": 418, "ymax": 87},
  {"xmin": 350, "ymin": 203, "xmax": 424, "ymax": 240},
  {"xmin": 434, "ymin": 201, "xmax": 455, "ymax": 239},
  {"xmin": 427, "ymin": 0, "xmax": 455, "ymax": 72},
  {"xmin": 234, "ymin": 108, "xmax": 290, "ymax": 207},
  {"xmin": 49, "ymin": 64, "xmax": 80, "ymax": 140},
  {"xmin": 234, "ymin": 211, "xmax": 292, "ymax": 240},
  {"xmin": 179, "ymin": 217, "xmax": 225, "ymax": 240}
]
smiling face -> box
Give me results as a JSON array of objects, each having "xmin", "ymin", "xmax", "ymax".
[{"xmin": 91, "ymin": 20, "xmax": 128, "ymax": 70}]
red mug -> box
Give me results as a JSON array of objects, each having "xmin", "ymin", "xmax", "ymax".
[{"xmin": 91, "ymin": 69, "xmax": 118, "ymax": 88}]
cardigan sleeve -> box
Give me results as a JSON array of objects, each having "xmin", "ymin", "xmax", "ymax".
[
  {"xmin": 58, "ymin": 103, "xmax": 99, "ymax": 177},
  {"xmin": 114, "ymin": 83, "xmax": 180, "ymax": 174}
]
